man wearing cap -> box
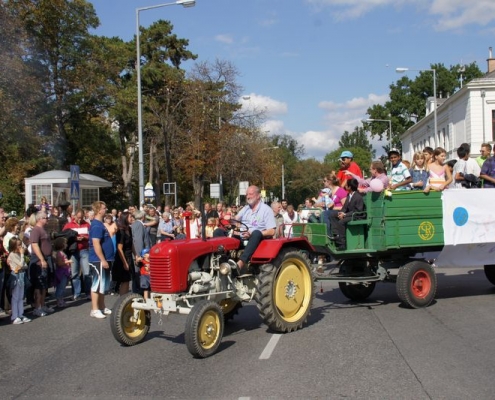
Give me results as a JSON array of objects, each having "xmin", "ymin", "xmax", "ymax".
[
  {"xmin": 387, "ymin": 148, "xmax": 412, "ymax": 190},
  {"xmin": 336, "ymin": 150, "xmax": 362, "ymax": 187}
]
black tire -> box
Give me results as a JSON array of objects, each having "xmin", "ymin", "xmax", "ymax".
[
  {"xmin": 110, "ymin": 292, "xmax": 151, "ymax": 346},
  {"xmin": 185, "ymin": 300, "xmax": 224, "ymax": 358},
  {"xmin": 255, "ymin": 248, "xmax": 314, "ymax": 332},
  {"xmin": 484, "ymin": 265, "xmax": 495, "ymax": 285},
  {"xmin": 338, "ymin": 260, "xmax": 376, "ymax": 301},
  {"xmin": 338, "ymin": 281, "xmax": 376, "ymax": 301},
  {"xmin": 397, "ymin": 260, "xmax": 437, "ymax": 308},
  {"xmin": 218, "ymin": 298, "xmax": 242, "ymax": 322}
]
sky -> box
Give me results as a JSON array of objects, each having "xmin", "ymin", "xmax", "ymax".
[{"xmin": 89, "ymin": 0, "xmax": 495, "ymax": 160}]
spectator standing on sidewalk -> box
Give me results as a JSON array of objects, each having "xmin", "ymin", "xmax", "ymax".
[
  {"xmin": 88, "ymin": 201, "xmax": 115, "ymax": 319},
  {"xmin": 29, "ymin": 211, "xmax": 55, "ymax": 317},
  {"xmin": 63, "ymin": 209, "xmax": 91, "ymax": 300}
]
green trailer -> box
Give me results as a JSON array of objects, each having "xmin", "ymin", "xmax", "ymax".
[{"xmin": 291, "ymin": 190, "xmax": 451, "ymax": 308}]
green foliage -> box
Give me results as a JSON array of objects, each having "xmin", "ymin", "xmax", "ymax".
[{"xmin": 366, "ymin": 62, "xmax": 484, "ymax": 151}]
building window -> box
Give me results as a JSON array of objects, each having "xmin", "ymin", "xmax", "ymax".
[
  {"xmin": 31, "ymin": 185, "xmax": 52, "ymax": 206},
  {"xmin": 81, "ymin": 188, "xmax": 99, "ymax": 208}
]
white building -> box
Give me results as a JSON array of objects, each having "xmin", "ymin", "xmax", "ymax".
[{"xmin": 401, "ymin": 51, "xmax": 495, "ymax": 162}]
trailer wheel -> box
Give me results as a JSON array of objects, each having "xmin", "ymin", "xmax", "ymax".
[
  {"xmin": 339, "ymin": 281, "xmax": 376, "ymax": 301},
  {"xmin": 218, "ymin": 298, "xmax": 242, "ymax": 321},
  {"xmin": 185, "ymin": 300, "xmax": 224, "ymax": 358},
  {"xmin": 483, "ymin": 265, "xmax": 495, "ymax": 285},
  {"xmin": 111, "ymin": 292, "xmax": 151, "ymax": 346},
  {"xmin": 397, "ymin": 260, "xmax": 437, "ymax": 308},
  {"xmin": 255, "ymin": 248, "xmax": 314, "ymax": 332}
]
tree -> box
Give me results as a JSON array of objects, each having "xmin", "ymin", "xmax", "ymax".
[{"xmin": 366, "ymin": 62, "xmax": 484, "ymax": 150}]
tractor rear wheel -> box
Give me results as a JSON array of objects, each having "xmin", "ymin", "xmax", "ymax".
[
  {"xmin": 185, "ymin": 300, "xmax": 224, "ymax": 358},
  {"xmin": 397, "ymin": 260, "xmax": 437, "ymax": 308},
  {"xmin": 339, "ymin": 281, "xmax": 376, "ymax": 301},
  {"xmin": 484, "ymin": 265, "xmax": 495, "ymax": 285},
  {"xmin": 255, "ymin": 248, "xmax": 314, "ymax": 332},
  {"xmin": 111, "ymin": 292, "xmax": 151, "ymax": 346}
]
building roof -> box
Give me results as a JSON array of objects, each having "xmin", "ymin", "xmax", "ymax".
[{"xmin": 25, "ymin": 170, "xmax": 112, "ymax": 188}]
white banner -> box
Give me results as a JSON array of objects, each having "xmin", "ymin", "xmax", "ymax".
[{"xmin": 435, "ymin": 189, "xmax": 495, "ymax": 267}]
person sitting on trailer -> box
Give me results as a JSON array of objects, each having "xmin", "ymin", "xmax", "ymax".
[{"xmin": 329, "ymin": 178, "xmax": 365, "ymax": 251}]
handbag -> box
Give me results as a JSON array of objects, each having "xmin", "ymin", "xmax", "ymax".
[{"xmin": 7, "ymin": 273, "xmax": 18, "ymax": 289}]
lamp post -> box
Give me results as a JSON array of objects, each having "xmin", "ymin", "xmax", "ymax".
[
  {"xmin": 136, "ymin": 0, "xmax": 196, "ymax": 207},
  {"xmin": 396, "ymin": 67, "xmax": 437, "ymax": 141},
  {"xmin": 363, "ymin": 118, "xmax": 392, "ymax": 149}
]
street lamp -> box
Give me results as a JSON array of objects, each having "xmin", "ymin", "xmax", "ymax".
[
  {"xmin": 136, "ymin": 0, "xmax": 196, "ymax": 207},
  {"xmin": 396, "ymin": 67, "xmax": 437, "ymax": 141},
  {"xmin": 363, "ymin": 118, "xmax": 392, "ymax": 149}
]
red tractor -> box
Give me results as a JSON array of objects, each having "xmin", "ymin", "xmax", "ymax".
[{"xmin": 110, "ymin": 214, "xmax": 315, "ymax": 358}]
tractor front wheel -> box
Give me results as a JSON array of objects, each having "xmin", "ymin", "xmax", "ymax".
[
  {"xmin": 110, "ymin": 292, "xmax": 151, "ymax": 346},
  {"xmin": 185, "ymin": 300, "xmax": 224, "ymax": 358},
  {"xmin": 397, "ymin": 260, "xmax": 437, "ymax": 308},
  {"xmin": 255, "ymin": 248, "xmax": 314, "ymax": 332}
]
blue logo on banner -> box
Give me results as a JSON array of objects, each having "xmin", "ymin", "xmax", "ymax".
[{"xmin": 453, "ymin": 207, "xmax": 468, "ymax": 226}]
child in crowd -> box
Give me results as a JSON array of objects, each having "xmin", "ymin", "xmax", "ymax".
[
  {"xmin": 446, "ymin": 160, "xmax": 457, "ymax": 189},
  {"xmin": 409, "ymin": 152, "xmax": 428, "ymax": 190},
  {"xmin": 424, "ymin": 147, "xmax": 453, "ymax": 192},
  {"xmin": 387, "ymin": 148, "xmax": 412, "ymax": 190},
  {"xmin": 139, "ymin": 249, "xmax": 151, "ymax": 300},
  {"xmin": 7, "ymin": 238, "xmax": 31, "ymax": 324},
  {"xmin": 204, "ymin": 217, "xmax": 216, "ymax": 238},
  {"xmin": 53, "ymin": 237, "xmax": 72, "ymax": 307},
  {"xmin": 174, "ymin": 226, "xmax": 186, "ymax": 240},
  {"xmin": 423, "ymin": 147, "xmax": 434, "ymax": 165}
]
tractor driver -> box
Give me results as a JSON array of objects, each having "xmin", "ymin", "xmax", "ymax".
[{"xmin": 214, "ymin": 185, "xmax": 276, "ymax": 274}]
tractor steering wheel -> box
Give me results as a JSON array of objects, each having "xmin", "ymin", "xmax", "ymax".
[{"xmin": 219, "ymin": 218, "xmax": 249, "ymax": 235}]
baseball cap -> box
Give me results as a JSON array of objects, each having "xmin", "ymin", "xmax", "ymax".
[
  {"xmin": 340, "ymin": 150, "xmax": 353, "ymax": 159},
  {"xmin": 388, "ymin": 148, "xmax": 401, "ymax": 156},
  {"xmin": 141, "ymin": 248, "xmax": 150, "ymax": 257}
]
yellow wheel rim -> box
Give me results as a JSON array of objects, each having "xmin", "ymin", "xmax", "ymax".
[
  {"xmin": 274, "ymin": 256, "xmax": 312, "ymax": 322},
  {"xmin": 122, "ymin": 301, "xmax": 147, "ymax": 338},
  {"xmin": 198, "ymin": 310, "xmax": 221, "ymax": 350}
]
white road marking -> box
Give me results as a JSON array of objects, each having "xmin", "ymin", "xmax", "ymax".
[{"xmin": 259, "ymin": 334, "xmax": 282, "ymax": 360}]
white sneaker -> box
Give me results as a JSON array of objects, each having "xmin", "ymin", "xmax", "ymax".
[
  {"xmin": 12, "ymin": 317, "xmax": 23, "ymax": 325},
  {"xmin": 21, "ymin": 316, "xmax": 32, "ymax": 323},
  {"xmin": 42, "ymin": 305, "xmax": 55, "ymax": 314},
  {"xmin": 90, "ymin": 309, "xmax": 106, "ymax": 319},
  {"xmin": 101, "ymin": 308, "xmax": 112, "ymax": 315},
  {"xmin": 33, "ymin": 308, "xmax": 47, "ymax": 317}
]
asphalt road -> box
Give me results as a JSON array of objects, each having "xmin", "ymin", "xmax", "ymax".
[{"xmin": 2, "ymin": 266, "xmax": 495, "ymax": 400}]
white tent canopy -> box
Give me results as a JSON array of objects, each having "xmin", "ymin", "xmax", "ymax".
[{"xmin": 24, "ymin": 169, "xmax": 112, "ymax": 210}]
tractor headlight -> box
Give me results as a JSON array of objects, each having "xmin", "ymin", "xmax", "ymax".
[{"xmin": 219, "ymin": 262, "xmax": 231, "ymax": 275}]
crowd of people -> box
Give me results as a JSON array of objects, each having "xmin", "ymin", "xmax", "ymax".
[{"xmin": 1, "ymin": 141, "xmax": 494, "ymax": 324}]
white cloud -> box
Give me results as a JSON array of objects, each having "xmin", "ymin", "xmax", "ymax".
[
  {"xmin": 215, "ymin": 34, "xmax": 234, "ymax": 44},
  {"xmin": 430, "ymin": 0, "xmax": 495, "ymax": 31},
  {"xmin": 305, "ymin": 0, "xmax": 495, "ymax": 30},
  {"xmin": 241, "ymin": 92, "xmax": 388, "ymax": 160},
  {"xmin": 298, "ymin": 93, "xmax": 389, "ymax": 160},
  {"xmin": 240, "ymin": 93, "xmax": 288, "ymax": 117}
]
